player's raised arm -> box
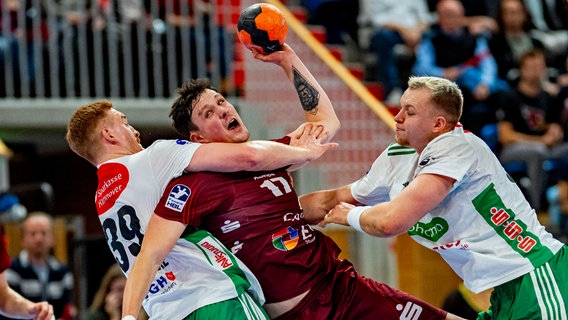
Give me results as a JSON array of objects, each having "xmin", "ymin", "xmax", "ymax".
[
  {"xmin": 252, "ymin": 44, "xmax": 340, "ymax": 142},
  {"xmin": 186, "ymin": 131, "xmax": 337, "ymax": 173}
]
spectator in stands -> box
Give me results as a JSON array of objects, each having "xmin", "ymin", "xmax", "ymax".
[
  {"xmin": 523, "ymin": 0, "xmax": 568, "ymax": 69},
  {"xmin": 413, "ymin": 0, "xmax": 507, "ymax": 136},
  {"xmin": 489, "ymin": 0, "xmax": 546, "ymax": 84},
  {"xmin": 496, "ymin": 49, "xmax": 568, "ymax": 211},
  {"xmin": 547, "ymin": 157, "xmax": 568, "ymax": 234},
  {"xmin": 301, "ymin": 0, "xmax": 359, "ymax": 46},
  {"xmin": 547, "ymin": 72, "xmax": 568, "ymax": 232},
  {"xmin": 0, "ymin": 0, "xmax": 20, "ymax": 97},
  {"xmin": 159, "ymin": 0, "xmax": 231, "ymax": 94},
  {"xmin": 62, "ymin": 0, "xmax": 106, "ymax": 97},
  {"xmin": 86, "ymin": 264, "xmax": 147, "ymax": 320},
  {"xmin": 0, "ymin": 223, "xmax": 54, "ymax": 320},
  {"xmin": 358, "ymin": 0, "xmax": 433, "ymax": 104},
  {"xmin": 98, "ymin": 0, "xmax": 147, "ymax": 97},
  {"xmin": 0, "ymin": 0, "xmax": 49, "ymax": 97},
  {"xmin": 3, "ymin": 212, "xmax": 74, "ymax": 320},
  {"xmin": 427, "ymin": 0, "xmax": 499, "ymax": 35}
]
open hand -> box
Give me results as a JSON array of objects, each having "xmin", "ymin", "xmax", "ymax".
[{"xmin": 293, "ymin": 123, "xmax": 337, "ymax": 161}]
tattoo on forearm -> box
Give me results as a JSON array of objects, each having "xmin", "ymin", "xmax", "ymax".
[{"xmin": 293, "ymin": 67, "xmax": 319, "ymax": 115}]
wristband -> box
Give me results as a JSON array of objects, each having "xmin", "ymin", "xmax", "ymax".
[
  {"xmin": 122, "ymin": 316, "xmax": 136, "ymax": 320},
  {"xmin": 347, "ymin": 206, "xmax": 370, "ymax": 233}
]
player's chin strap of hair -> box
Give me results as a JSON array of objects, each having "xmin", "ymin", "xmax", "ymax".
[
  {"xmin": 122, "ymin": 316, "xmax": 136, "ymax": 320},
  {"xmin": 347, "ymin": 206, "xmax": 371, "ymax": 233}
]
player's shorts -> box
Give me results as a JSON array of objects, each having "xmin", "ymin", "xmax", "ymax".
[
  {"xmin": 477, "ymin": 245, "xmax": 568, "ymax": 320},
  {"xmin": 274, "ymin": 259, "xmax": 447, "ymax": 320},
  {"xmin": 185, "ymin": 290, "xmax": 269, "ymax": 320}
]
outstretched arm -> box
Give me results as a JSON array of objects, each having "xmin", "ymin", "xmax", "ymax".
[
  {"xmin": 186, "ymin": 128, "xmax": 337, "ymax": 172},
  {"xmin": 320, "ymin": 173, "xmax": 454, "ymax": 237},
  {"xmin": 299, "ymin": 184, "xmax": 357, "ymax": 224},
  {"xmin": 253, "ymin": 44, "xmax": 340, "ymax": 142},
  {"xmin": 122, "ymin": 215, "xmax": 185, "ymax": 319},
  {"xmin": 0, "ymin": 272, "xmax": 54, "ymax": 320}
]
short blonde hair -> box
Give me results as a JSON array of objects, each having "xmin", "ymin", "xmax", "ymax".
[
  {"xmin": 407, "ymin": 76, "xmax": 463, "ymax": 126},
  {"xmin": 66, "ymin": 100, "xmax": 113, "ymax": 164}
]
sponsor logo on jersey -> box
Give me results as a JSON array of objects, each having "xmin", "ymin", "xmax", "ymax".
[
  {"xmin": 145, "ymin": 271, "xmax": 178, "ymax": 299},
  {"xmin": 283, "ymin": 212, "xmax": 303, "ymax": 222},
  {"xmin": 272, "ymin": 226, "xmax": 299, "ymax": 251},
  {"xmin": 419, "ymin": 157, "xmax": 432, "ymax": 167},
  {"xmin": 230, "ymin": 241, "xmax": 243, "ymax": 254},
  {"xmin": 433, "ymin": 239, "xmax": 469, "ymax": 251},
  {"xmin": 164, "ymin": 184, "xmax": 191, "ymax": 212},
  {"xmin": 253, "ymin": 172, "xmax": 276, "ymax": 180},
  {"xmin": 175, "ymin": 139, "xmax": 189, "ymax": 145},
  {"xmin": 221, "ymin": 220, "xmax": 240, "ymax": 233},
  {"xmin": 96, "ymin": 163, "xmax": 129, "ymax": 215},
  {"xmin": 157, "ymin": 260, "xmax": 170, "ymax": 271},
  {"xmin": 396, "ymin": 301, "xmax": 423, "ymax": 320},
  {"xmin": 198, "ymin": 236, "xmax": 234, "ymax": 269},
  {"xmin": 407, "ymin": 217, "xmax": 448, "ymax": 242},
  {"xmin": 473, "ymin": 184, "xmax": 540, "ymax": 255}
]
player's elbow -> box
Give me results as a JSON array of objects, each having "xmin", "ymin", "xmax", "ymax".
[
  {"xmin": 325, "ymin": 118, "xmax": 341, "ymax": 141},
  {"xmin": 377, "ymin": 223, "xmax": 404, "ymax": 237},
  {"xmin": 237, "ymin": 144, "xmax": 267, "ymax": 170},
  {"xmin": 139, "ymin": 245, "xmax": 167, "ymax": 268},
  {"xmin": 367, "ymin": 216, "xmax": 406, "ymax": 238}
]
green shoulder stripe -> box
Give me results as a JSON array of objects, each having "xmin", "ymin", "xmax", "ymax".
[{"xmin": 387, "ymin": 144, "xmax": 416, "ymax": 157}]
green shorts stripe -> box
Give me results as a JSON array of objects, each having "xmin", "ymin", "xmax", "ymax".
[
  {"xmin": 477, "ymin": 245, "xmax": 568, "ymax": 320},
  {"xmin": 186, "ymin": 291, "xmax": 269, "ymax": 320},
  {"xmin": 531, "ymin": 263, "xmax": 566, "ymax": 320},
  {"xmin": 238, "ymin": 290, "xmax": 267, "ymax": 320}
]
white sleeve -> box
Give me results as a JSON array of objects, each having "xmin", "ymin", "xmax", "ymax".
[
  {"xmin": 417, "ymin": 135, "xmax": 474, "ymax": 184},
  {"xmin": 351, "ymin": 152, "xmax": 391, "ymax": 205},
  {"xmin": 146, "ymin": 139, "xmax": 201, "ymax": 182},
  {"xmin": 352, "ymin": 144, "xmax": 420, "ymax": 205}
]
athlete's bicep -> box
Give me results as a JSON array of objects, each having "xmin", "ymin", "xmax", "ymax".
[
  {"xmin": 187, "ymin": 142, "xmax": 250, "ymax": 172},
  {"xmin": 144, "ymin": 214, "xmax": 186, "ymax": 258},
  {"xmin": 389, "ymin": 173, "xmax": 454, "ymax": 226}
]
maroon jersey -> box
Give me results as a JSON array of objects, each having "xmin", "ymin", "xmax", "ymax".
[
  {"xmin": 0, "ymin": 224, "xmax": 11, "ymax": 272},
  {"xmin": 155, "ymin": 139, "xmax": 341, "ymax": 303}
]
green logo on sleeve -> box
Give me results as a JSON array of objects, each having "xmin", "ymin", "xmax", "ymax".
[{"xmin": 408, "ymin": 217, "xmax": 449, "ymax": 241}]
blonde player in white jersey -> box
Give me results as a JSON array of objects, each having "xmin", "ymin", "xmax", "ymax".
[
  {"xmin": 301, "ymin": 76, "xmax": 568, "ymax": 320},
  {"xmin": 65, "ymin": 100, "xmax": 336, "ymax": 320}
]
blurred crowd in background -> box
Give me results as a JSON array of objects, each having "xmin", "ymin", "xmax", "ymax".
[{"xmin": 2, "ymin": 0, "xmax": 568, "ymax": 319}]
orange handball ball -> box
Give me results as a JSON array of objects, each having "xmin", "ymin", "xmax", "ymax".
[{"xmin": 237, "ymin": 3, "xmax": 288, "ymax": 54}]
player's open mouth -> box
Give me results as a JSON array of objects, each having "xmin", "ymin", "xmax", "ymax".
[{"xmin": 228, "ymin": 119, "xmax": 240, "ymax": 130}]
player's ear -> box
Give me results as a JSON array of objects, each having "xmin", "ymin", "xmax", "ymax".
[
  {"xmin": 101, "ymin": 127, "xmax": 116, "ymax": 143},
  {"xmin": 189, "ymin": 131, "xmax": 207, "ymax": 143},
  {"xmin": 433, "ymin": 115, "xmax": 447, "ymax": 132}
]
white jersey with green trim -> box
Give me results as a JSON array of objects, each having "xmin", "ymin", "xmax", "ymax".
[
  {"xmin": 352, "ymin": 128, "xmax": 564, "ymax": 294},
  {"xmin": 351, "ymin": 143, "xmax": 418, "ymax": 205},
  {"xmin": 95, "ymin": 139, "xmax": 264, "ymax": 320}
]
